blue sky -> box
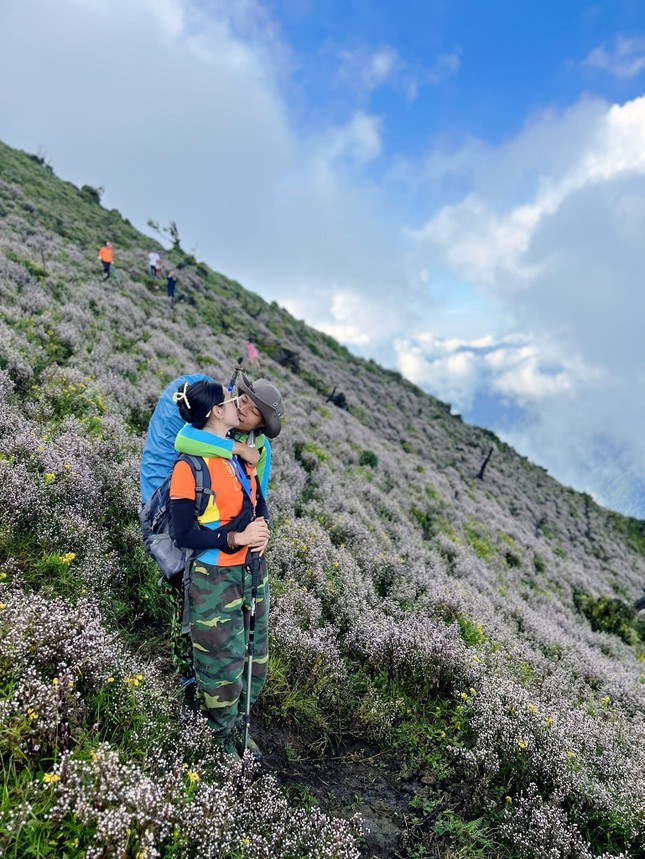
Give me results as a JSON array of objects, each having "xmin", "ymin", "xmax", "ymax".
[
  {"xmin": 270, "ymin": 1, "xmax": 643, "ymax": 145},
  {"xmin": 1, "ymin": 0, "xmax": 645, "ymax": 517}
]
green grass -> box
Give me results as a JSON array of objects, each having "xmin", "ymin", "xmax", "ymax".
[{"xmin": 464, "ymin": 523, "xmax": 495, "ymax": 561}]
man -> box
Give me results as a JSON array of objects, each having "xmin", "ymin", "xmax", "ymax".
[
  {"xmin": 98, "ymin": 241, "xmax": 113, "ymax": 279},
  {"xmin": 166, "ymin": 270, "xmax": 178, "ymax": 307}
]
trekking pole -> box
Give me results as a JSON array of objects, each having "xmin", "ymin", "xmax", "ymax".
[{"xmin": 242, "ymin": 550, "xmax": 261, "ymax": 755}]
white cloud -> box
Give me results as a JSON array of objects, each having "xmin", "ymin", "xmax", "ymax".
[
  {"xmin": 318, "ymin": 112, "xmax": 383, "ymax": 165},
  {"xmin": 411, "ymin": 97, "xmax": 645, "ymax": 290},
  {"xmin": 584, "ymin": 36, "xmax": 645, "ymax": 79},
  {"xmin": 394, "ymin": 332, "xmax": 597, "ymax": 412},
  {"xmin": 337, "ymin": 45, "xmax": 400, "ymax": 93},
  {"xmin": 314, "ymin": 292, "xmax": 373, "ymax": 346}
]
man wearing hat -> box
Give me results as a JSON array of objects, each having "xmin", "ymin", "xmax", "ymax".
[{"xmin": 236, "ymin": 372, "xmax": 284, "ymax": 441}]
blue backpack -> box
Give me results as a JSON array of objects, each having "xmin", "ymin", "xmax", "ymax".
[{"xmin": 138, "ymin": 453, "xmax": 211, "ymax": 587}]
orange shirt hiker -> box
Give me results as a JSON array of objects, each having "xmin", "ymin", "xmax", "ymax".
[
  {"xmin": 98, "ymin": 242, "xmax": 113, "ymax": 280},
  {"xmin": 98, "ymin": 244, "xmax": 113, "ymax": 263}
]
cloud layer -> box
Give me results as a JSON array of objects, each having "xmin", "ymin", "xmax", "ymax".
[{"xmin": 405, "ymin": 97, "xmax": 645, "ymax": 514}]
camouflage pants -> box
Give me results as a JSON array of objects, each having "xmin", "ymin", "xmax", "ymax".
[{"xmin": 189, "ymin": 558, "xmax": 269, "ymax": 738}]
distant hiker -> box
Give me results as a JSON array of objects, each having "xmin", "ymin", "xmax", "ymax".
[
  {"xmin": 98, "ymin": 241, "xmax": 113, "ymax": 279},
  {"xmin": 148, "ymin": 250, "xmax": 161, "ymax": 277},
  {"xmin": 246, "ymin": 340, "xmax": 259, "ymax": 366},
  {"xmin": 169, "ymin": 378, "xmax": 284, "ymax": 758},
  {"xmin": 166, "ymin": 270, "xmax": 178, "ymax": 307}
]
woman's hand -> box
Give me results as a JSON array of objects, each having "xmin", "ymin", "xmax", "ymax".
[
  {"xmin": 236, "ymin": 517, "xmax": 270, "ymax": 549},
  {"xmin": 232, "ymin": 441, "xmax": 260, "ymax": 467}
]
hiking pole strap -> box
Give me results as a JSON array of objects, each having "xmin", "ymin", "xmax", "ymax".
[
  {"xmin": 180, "ymin": 455, "xmax": 209, "ymax": 636},
  {"xmin": 181, "ymin": 550, "xmax": 193, "ymax": 635}
]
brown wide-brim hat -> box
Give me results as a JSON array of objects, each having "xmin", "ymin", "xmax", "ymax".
[{"xmin": 237, "ymin": 373, "xmax": 285, "ymax": 439}]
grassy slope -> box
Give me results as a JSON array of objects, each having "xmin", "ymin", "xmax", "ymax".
[{"xmin": 0, "ymin": 140, "xmax": 644, "ymax": 859}]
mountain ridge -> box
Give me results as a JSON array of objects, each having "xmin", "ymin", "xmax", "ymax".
[{"xmin": 0, "ymin": 139, "xmax": 643, "ymax": 859}]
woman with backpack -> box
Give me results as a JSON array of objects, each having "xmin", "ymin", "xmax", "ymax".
[{"xmin": 169, "ymin": 379, "xmax": 270, "ymax": 758}]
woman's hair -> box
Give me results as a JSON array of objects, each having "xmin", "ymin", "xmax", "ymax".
[{"xmin": 173, "ymin": 380, "xmax": 224, "ymax": 429}]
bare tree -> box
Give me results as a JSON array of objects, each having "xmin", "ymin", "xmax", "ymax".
[{"xmin": 477, "ymin": 447, "xmax": 494, "ymax": 480}]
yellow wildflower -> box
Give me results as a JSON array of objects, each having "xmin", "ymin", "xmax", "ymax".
[
  {"xmin": 27, "ymin": 708, "xmax": 38, "ymax": 721},
  {"xmin": 505, "ymin": 796, "xmax": 513, "ymax": 805},
  {"xmin": 0, "ymin": 572, "xmax": 7, "ymax": 580},
  {"xmin": 567, "ymin": 751, "xmax": 577, "ymax": 759},
  {"xmin": 545, "ymin": 717, "xmax": 553, "ymax": 728},
  {"xmin": 0, "ymin": 603, "xmax": 6, "ymax": 610},
  {"xmin": 43, "ymin": 773, "xmax": 60, "ymax": 784},
  {"xmin": 61, "ymin": 552, "xmax": 76, "ymax": 565},
  {"xmin": 44, "ymin": 473, "xmax": 56, "ymax": 484},
  {"xmin": 518, "ymin": 739, "xmax": 528, "ymax": 750},
  {"xmin": 527, "ymin": 704, "xmax": 537, "ymax": 714},
  {"xmin": 469, "ymin": 687, "xmax": 477, "ymax": 696},
  {"xmin": 472, "ymin": 654, "xmax": 480, "ymax": 663},
  {"xmin": 52, "ymin": 677, "xmax": 60, "ymax": 686},
  {"xmin": 460, "ymin": 691, "xmax": 468, "ymax": 700},
  {"xmin": 107, "ymin": 677, "xmax": 115, "ymax": 683},
  {"xmin": 600, "ymin": 695, "xmax": 611, "ymax": 705},
  {"xmin": 125, "ymin": 676, "xmax": 141, "ymax": 687},
  {"xmin": 187, "ymin": 770, "xmax": 200, "ymax": 783}
]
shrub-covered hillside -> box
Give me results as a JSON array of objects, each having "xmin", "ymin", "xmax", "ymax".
[{"xmin": 1, "ymin": 139, "xmax": 644, "ymax": 859}]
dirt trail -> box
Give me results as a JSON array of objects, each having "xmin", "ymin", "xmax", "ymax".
[{"xmin": 255, "ymin": 721, "xmax": 445, "ymax": 858}]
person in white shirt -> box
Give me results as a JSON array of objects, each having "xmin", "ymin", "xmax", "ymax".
[{"xmin": 148, "ymin": 250, "xmax": 161, "ymax": 277}]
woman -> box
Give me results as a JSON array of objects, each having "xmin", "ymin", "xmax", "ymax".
[{"xmin": 169, "ymin": 379, "xmax": 270, "ymax": 756}]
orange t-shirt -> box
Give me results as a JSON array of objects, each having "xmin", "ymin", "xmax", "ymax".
[
  {"xmin": 170, "ymin": 456, "xmax": 256, "ymax": 567},
  {"xmin": 98, "ymin": 246, "xmax": 113, "ymax": 263}
]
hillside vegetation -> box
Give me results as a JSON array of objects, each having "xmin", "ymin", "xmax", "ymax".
[{"xmin": 0, "ymin": 140, "xmax": 644, "ymax": 859}]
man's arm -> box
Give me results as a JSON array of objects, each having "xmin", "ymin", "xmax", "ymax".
[{"xmin": 256, "ymin": 438, "xmax": 272, "ymax": 497}]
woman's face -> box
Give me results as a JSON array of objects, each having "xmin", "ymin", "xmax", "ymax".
[{"xmin": 218, "ymin": 393, "xmax": 241, "ymax": 429}]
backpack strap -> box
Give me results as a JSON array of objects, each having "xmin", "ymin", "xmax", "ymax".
[{"xmin": 177, "ymin": 454, "xmax": 212, "ymax": 635}]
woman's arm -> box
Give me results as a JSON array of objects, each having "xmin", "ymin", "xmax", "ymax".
[{"xmin": 170, "ymin": 501, "xmax": 253, "ymax": 551}]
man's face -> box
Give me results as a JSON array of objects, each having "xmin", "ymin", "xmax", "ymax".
[{"xmin": 236, "ymin": 392, "xmax": 263, "ymax": 432}]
